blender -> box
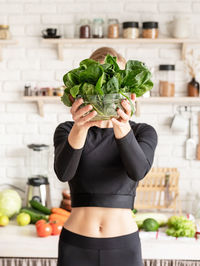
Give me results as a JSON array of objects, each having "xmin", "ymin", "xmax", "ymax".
[{"xmin": 24, "ymin": 144, "xmax": 52, "ymax": 208}]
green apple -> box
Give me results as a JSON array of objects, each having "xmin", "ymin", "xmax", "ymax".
[
  {"xmin": 0, "ymin": 215, "xmax": 9, "ymax": 226},
  {"xmin": 17, "ymin": 213, "xmax": 31, "ymax": 226}
]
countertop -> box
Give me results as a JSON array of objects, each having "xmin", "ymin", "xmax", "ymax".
[{"xmin": 1, "ymin": 220, "xmax": 200, "ymax": 260}]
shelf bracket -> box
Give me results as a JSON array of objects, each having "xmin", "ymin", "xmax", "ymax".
[
  {"xmin": 181, "ymin": 43, "xmax": 187, "ymax": 60},
  {"xmin": 37, "ymin": 100, "xmax": 44, "ymax": 117},
  {"xmin": 135, "ymin": 101, "xmax": 141, "ymax": 117},
  {"xmin": 57, "ymin": 43, "xmax": 64, "ymax": 61}
]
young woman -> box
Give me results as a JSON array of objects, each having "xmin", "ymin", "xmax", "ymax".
[{"xmin": 54, "ymin": 47, "xmax": 158, "ymax": 266}]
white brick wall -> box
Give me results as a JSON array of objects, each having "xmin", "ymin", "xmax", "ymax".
[{"xmin": 0, "ymin": 0, "xmax": 200, "ymax": 212}]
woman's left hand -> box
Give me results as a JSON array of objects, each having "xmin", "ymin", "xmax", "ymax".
[{"xmin": 111, "ymin": 93, "xmax": 136, "ymax": 127}]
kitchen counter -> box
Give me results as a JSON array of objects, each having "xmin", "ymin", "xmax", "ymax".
[{"xmin": 1, "ymin": 220, "xmax": 200, "ymax": 261}]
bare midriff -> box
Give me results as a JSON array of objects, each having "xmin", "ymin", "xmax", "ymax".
[{"xmin": 63, "ymin": 206, "xmax": 138, "ymax": 238}]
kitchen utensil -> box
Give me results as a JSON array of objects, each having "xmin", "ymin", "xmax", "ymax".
[
  {"xmin": 185, "ymin": 111, "xmax": 196, "ymax": 160},
  {"xmin": 134, "ymin": 167, "xmax": 181, "ymax": 214},
  {"xmin": 24, "ymin": 176, "xmax": 51, "ymax": 208},
  {"xmin": 197, "ymin": 112, "xmax": 200, "ymax": 160},
  {"xmin": 24, "ymin": 144, "xmax": 52, "ymax": 208},
  {"xmin": 170, "ymin": 112, "xmax": 188, "ymax": 132}
]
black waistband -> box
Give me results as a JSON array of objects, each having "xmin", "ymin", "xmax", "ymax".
[
  {"xmin": 70, "ymin": 193, "xmax": 135, "ymax": 209},
  {"xmin": 59, "ymin": 227, "xmax": 140, "ymax": 249}
]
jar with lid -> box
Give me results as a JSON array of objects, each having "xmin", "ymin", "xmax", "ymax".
[
  {"xmin": 142, "ymin": 21, "xmax": 159, "ymax": 39},
  {"xmin": 107, "ymin": 19, "xmax": 119, "ymax": 38},
  {"xmin": 79, "ymin": 19, "xmax": 91, "ymax": 38},
  {"xmin": 159, "ymin": 65, "xmax": 175, "ymax": 97},
  {"xmin": 92, "ymin": 18, "xmax": 104, "ymax": 38},
  {"xmin": 0, "ymin": 25, "xmax": 11, "ymax": 40},
  {"xmin": 122, "ymin": 22, "xmax": 139, "ymax": 39}
]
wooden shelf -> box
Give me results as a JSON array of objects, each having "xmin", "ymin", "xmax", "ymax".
[
  {"xmin": 0, "ymin": 39, "xmax": 18, "ymax": 61},
  {"xmin": 23, "ymin": 96, "xmax": 61, "ymax": 117},
  {"xmin": 23, "ymin": 96, "xmax": 200, "ymax": 117},
  {"xmin": 41, "ymin": 38, "xmax": 200, "ymax": 60}
]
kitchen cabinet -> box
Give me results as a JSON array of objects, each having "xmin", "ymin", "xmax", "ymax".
[{"xmin": 1, "ymin": 220, "xmax": 200, "ymax": 266}]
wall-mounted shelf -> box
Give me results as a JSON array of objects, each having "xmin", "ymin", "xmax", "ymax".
[
  {"xmin": 23, "ymin": 96, "xmax": 61, "ymax": 117},
  {"xmin": 0, "ymin": 39, "xmax": 18, "ymax": 61},
  {"xmin": 23, "ymin": 96, "xmax": 200, "ymax": 117},
  {"xmin": 41, "ymin": 38, "xmax": 200, "ymax": 61}
]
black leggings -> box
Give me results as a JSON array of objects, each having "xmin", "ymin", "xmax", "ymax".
[{"xmin": 57, "ymin": 227, "xmax": 144, "ymax": 266}]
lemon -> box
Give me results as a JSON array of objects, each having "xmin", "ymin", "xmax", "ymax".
[
  {"xmin": 17, "ymin": 213, "xmax": 31, "ymax": 226},
  {"xmin": 0, "ymin": 215, "xmax": 9, "ymax": 226}
]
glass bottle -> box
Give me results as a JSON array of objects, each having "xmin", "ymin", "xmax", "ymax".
[
  {"xmin": 92, "ymin": 18, "xmax": 104, "ymax": 38},
  {"xmin": 187, "ymin": 77, "xmax": 199, "ymax": 97},
  {"xmin": 107, "ymin": 18, "xmax": 119, "ymax": 38},
  {"xmin": 79, "ymin": 19, "xmax": 91, "ymax": 38}
]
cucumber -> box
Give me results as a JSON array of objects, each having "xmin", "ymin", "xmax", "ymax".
[
  {"xmin": 29, "ymin": 200, "xmax": 51, "ymax": 215},
  {"xmin": 20, "ymin": 207, "xmax": 49, "ymax": 224}
]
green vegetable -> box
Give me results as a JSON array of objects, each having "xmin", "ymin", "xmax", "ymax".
[
  {"xmin": 143, "ymin": 218, "xmax": 159, "ymax": 231},
  {"xmin": 166, "ymin": 215, "xmax": 196, "ymax": 238},
  {"xmin": 20, "ymin": 207, "xmax": 49, "ymax": 224},
  {"xmin": 134, "ymin": 212, "xmax": 168, "ymax": 229},
  {"xmin": 61, "ymin": 54, "xmax": 153, "ymax": 119},
  {"xmin": 29, "ymin": 200, "xmax": 51, "ymax": 215},
  {"xmin": 132, "ymin": 209, "xmax": 137, "ymax": 214},
  {"xmin": 0, "ymin": 189, "xmax": 22, "ymax": 218}
]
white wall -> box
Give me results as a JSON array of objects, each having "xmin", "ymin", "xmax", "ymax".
[{"xmin": 0, "ymin": 0, "xmax": 200, "ymax": 212}]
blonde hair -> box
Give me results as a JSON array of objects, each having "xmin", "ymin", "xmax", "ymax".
[{"xmin": 89, "ymin": 47, "xmax": 126, "ymax": 65}]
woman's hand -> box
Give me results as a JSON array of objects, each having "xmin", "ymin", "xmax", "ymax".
[
  {"xmin": 111, "ymin": 93, "xmax": 136, "ymax": 126},
  {"xmin": 111, "ymin": 93, "xmax": 136, "ymax": 139},
  {"xmin": 70, "ymin": 97, "xmax": 103, "ymax": 131}
]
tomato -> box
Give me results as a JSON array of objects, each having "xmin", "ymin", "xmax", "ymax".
[
  {"xmin": 50, "ymin": 221, "xmax": 63, "ymax": 235},
  {"xmin": 35, "ymin": 219, "xmax": 46, "ymax": 228},
  {"xmin": 36, "ymin": 223, "xmax": 52, "ymax": 237}
]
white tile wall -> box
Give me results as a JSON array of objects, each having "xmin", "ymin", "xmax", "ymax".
[{"xmin": 0, "ymin": 0, "xmax": 200, "ymax": 213}]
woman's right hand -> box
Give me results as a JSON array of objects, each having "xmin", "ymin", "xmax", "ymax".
[{"xmin": 70, "ymin": 97, "xmax": 98, "ymax": 130}]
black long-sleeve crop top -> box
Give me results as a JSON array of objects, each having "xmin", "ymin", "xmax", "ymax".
[{"xmin": 53, "ymin": 120, "xmax": 158, "ymax": 210}]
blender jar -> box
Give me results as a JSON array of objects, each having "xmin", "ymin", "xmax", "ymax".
[{"xmin": 27, "ymin": 144, "xmax": 49, "ymax": 178}]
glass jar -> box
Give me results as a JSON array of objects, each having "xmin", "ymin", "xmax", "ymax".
[
  {"xmin": 122, "ymin": 22, "xmax": 139, "ymax": 39},
  {"xmin": 107, "ymin": 19, "xmax": 119, "ymax": 38},
  {"xmin": 159, "ymin": 65, "xmax": 175, "ymax": 97},
  {"xmin": 187, "ymin": 77, "xmax": 199, "ymax": 97},
  {"xmin": 92, "ymin": 18, "xmax": 104, "ymax": 38},
  {"xmin": 0, "ymin": 25, "xmax": 10, "ymax": 40},
  {"xmin": 142, "ymin": 21, "xmax": 159, "ymax": 39},
  {"xmin": 79, "ymin": 19, "xmax": 91, "ymax": 38}
]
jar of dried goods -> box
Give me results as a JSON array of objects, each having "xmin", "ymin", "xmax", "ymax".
[
  {"xmin": 142, "ymin": 21, "xmax": 159, "ymax": 39},
  {"xmin": 107, "ymin": 19, "xmax": 119, "ymax": 38},
  {"xmin": 0, "ymin": 25, "xmax": 10, "ymax": 39},
  {"xmin": 92, "ymin": 18, "xmax": 104, "ymax": 38},
  {"xmin": 79, "ymin": 19, "xmax": 91, "ymax": 38},
  {"xmin": 122, "ymin": 21, "xmax": 139, "ymax": 39},
  {"xmin": 159, "ymin": 65, "xmax": 175, "ymax": 97}
]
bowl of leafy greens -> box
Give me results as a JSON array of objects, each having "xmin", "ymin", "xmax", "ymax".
[
  {"xmin": 61, "ymin": 54, "xmax": 153, "ymax": 121},
  {"xmin": 77, "ymin": 92, "xmax": 133, "ymax": 121}
]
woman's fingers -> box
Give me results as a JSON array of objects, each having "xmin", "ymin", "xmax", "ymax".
[
  {"xmin": 73, "ymin": 104, "xmax": 93, "ymax": 121},
  {"xmin": 70, "ymin": 97, "xmax": 83, "ymax": 114},
  {"xmin": 117, "ymin": 108, "xmax": 130, "ymax": 121},
  {"xmin": 76, "ymin": 110, "xmax": 97, "ymax": 125}
]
